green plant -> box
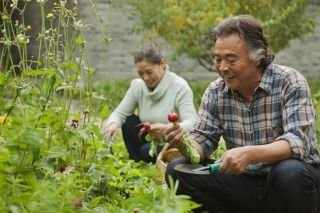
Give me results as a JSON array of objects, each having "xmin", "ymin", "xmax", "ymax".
[
  {"xmin": 309, "ymin": 80, "xmax": 320, "ymax": 144},
  {"xmin": 0, "ymin": 1, "xmax": 199, "ymax": 212}
]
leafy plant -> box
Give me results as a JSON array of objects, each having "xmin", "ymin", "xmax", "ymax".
[{"xmin": 0, "ymin": 1, "xmax": 199, "ymax": 212}]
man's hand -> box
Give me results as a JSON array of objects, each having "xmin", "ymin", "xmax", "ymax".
[
  {"xmin": 163, "ymin": 123, "xmax": 184, "ymax": 147},
  {"xmin": 164, "ymin": 124, "xmax": 205, "ymax": 162},
  {"xmin": 219, "ymin": 146, "xmax": 251, "ymax": 174}
]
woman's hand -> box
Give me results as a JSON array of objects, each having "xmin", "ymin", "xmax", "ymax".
[
  {"xmin": 104, "ymin": 122, "xmax": 118, "ymax": 140},
  {"xmin": 149, "ymin": 123, "xmax": 169, "ymax": 141}
]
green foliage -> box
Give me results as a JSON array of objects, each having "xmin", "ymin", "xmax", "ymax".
[
  {"xmin": 94, "ymin": 79, "xmax": 210, "ymax": 110},
  {"xmin": 98, "ymin": 79, "xmax": 320, "ymax": 148},
  {"xmin": 116, "ymin": 176, "xmax": 200, "ymax": 212},
  {"xmin": 0, "ymin": 1, "xmax": 197, "ymax": 212},
  {"xmin": 129, "ymin": 0, "xmax": 317, "ymax": 71},
  {"xmin": 1, "ymin": 0, "xmax": 319, "ymax": 211},
  {"xmin": 182, "ymin": 135, "xmax": 201, "ymax": 163},
  {"xmin": 92, "ymin": 80, "xmax": 130, "ymax": 111},
  {"xmin": 309, "ymin": 80, "xmax": 320, "ymax": 143}
]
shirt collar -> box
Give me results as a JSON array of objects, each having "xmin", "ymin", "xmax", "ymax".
[
  {"xmin": 257, "ymin": 64, "xmax": 273, "ymax": 94},
  {"xmin": 222, "ymin": 64, "xmax": 274, "ymax": 95}
]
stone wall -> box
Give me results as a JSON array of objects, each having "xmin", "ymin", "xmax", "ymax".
[{"xmin": 79, "ymin": 1, "xmax": 320, "ymax": 82}]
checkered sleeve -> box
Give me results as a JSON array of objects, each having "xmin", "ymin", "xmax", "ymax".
[
  {"xmin": 275, "ymin": 74, "xmax": 316, "ymax": 159},
  {"xmin": 189, "ymin": 82, "xmax": 223, "ymax": 159}
]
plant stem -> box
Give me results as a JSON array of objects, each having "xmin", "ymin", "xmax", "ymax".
[{"xmin": 2, "ymin": 87, "xmax": 21, "ymax": 125}]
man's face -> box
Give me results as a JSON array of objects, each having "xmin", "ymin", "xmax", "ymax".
[{"xmin": 213, "ymin": 34, "xmax": 261, "ymax": 93}]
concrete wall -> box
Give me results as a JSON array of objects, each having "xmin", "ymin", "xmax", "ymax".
[{"xmin": 79, "ymin": 1, "xmax": 320, "ymax": 82}]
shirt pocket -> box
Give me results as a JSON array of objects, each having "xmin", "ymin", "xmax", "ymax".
[
  {"xmin": 266, "ymin": 118, "xmax": 283, "ymax": 142},
  {"xmin": 221, "ymin": 122, "xmax": 245, "ymax": 147}
]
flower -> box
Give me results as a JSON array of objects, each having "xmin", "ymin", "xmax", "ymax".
[
  {"xmin": 1, "ymin": 14, "xmax": 9, "ymax": 21},
  {"xmin": 0, "ymin": 116, "xmax": 12, "ymax": 125},
  {"xmin": 54, "ymin": 166, "xmax": 75, "ymax": 181},
  {"xmin": 60, "ymin": 1, "xmax": 67, "ymax": 7},
  {"xmin": 16, "ymin": 33, "xmax": 30, "ymax": 45},
  {"xmin": 67, "ymin": 118, "xmax": 80, "ymax": 128},
  {"xmin": 2, "ymin": 39, "xmax": 12, "ymax": 47},
  {"xmin": 74, "ymin": 20, "xmax": 85, "ymax": 29},
  {"xmin": 63, "ymin": 166, "xmax": 74, "ymax": 175},
  {"xmin": 10, "ymin": 0, "xmax": 18, "ymax": 8},
  {"xmin": 46, "ymin": 13, "xmax": 54, "ymax": 19},
  {"xmin": 53, "ymin": 172, "xmax": 62, "ymax": 181},
  {"xmin": 36, "ymin": 0, "xmax": 47, "ymax": 3}
]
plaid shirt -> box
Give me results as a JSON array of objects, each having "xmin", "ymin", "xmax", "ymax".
[{"xmin": 190, "ymin": 64, "xmax": 320, "ymax": 174}]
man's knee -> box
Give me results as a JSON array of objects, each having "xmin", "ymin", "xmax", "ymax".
[
  {"xmin": 268, "ymin": 159, "xmax": 316, "ymax": 190},
  {"xmin": 165, "ymin": 157, "xmax": 188, "ymax": 185}
]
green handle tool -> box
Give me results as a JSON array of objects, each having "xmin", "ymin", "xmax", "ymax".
[{"xmin": 192, "ymin": 162, "xmax": 221, "ymax": 174}]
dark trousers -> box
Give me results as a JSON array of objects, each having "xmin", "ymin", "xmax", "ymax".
[
  {"xmin": 166, "ymin": 157, "xmax": 320, "ymax": 213},
  {"xmin": 121, "ymin": 114, "xmax": 163, "ymax": 163}
]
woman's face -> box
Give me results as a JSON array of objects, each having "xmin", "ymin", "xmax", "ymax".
[{"xmin": 135, "ymin": 59, "xmax": 165, "ymax": 89}]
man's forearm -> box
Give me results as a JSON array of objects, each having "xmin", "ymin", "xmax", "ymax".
[{"xmin": 248, "ymin": 140, "xmax": 293, "ymax": 163}]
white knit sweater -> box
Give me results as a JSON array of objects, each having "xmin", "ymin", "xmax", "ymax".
[{"xmin": 106, "ymin": 66, "xmax": 197, "ymax": 132}]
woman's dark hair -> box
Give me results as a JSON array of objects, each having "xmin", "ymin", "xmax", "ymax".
[
  {"xmin": 134, "ymin": 42, "xmax": 163, "ymax": 65},
  {"xmin": 210, "ymin": 15, "xmax": 274, "ymax": 69}
]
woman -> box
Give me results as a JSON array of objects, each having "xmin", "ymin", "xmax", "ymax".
[{"xmin": 104, "ymin": 42, "xmax": 197, "ymax": 163}]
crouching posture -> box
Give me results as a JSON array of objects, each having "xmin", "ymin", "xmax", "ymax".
[{"xmin": 164, "ymin": 15, "xmax": 320, "ymax": 213}]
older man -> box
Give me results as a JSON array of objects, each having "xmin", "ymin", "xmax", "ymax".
[{"xmin": 164, "ymin": 15, "xmax": 320, "ymax": 213}]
